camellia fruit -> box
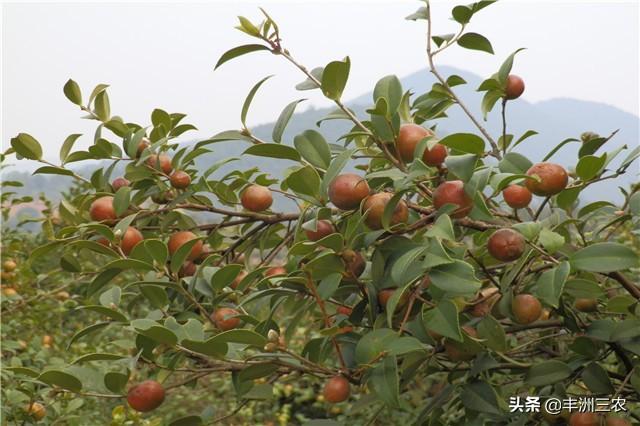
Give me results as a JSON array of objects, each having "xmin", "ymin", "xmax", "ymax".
[
  {"xmin": 305, "ymin": 220, "xmax": 335, "ymax": 241},
  {"xmin": 432, "ymin": 180, "xmax": 473, "ymax": 218},
  {"xmin": 241, "ymin": 184, "xmax": 273, "ymax": 212},
  {"xmin": 230, "ymin": 270, "xmax": 248, "ymax": 289},
  {"xmin": 443, "ymin": 326, "xmax": 478, "ymax": 361},
  {"xmin": 362, "ymin": 192, "xmax": 409, "ymax": 230},
  {"xmin": 568, "ymin": 412, "xmax": 601, "ymax": 426},
  {"xmin": 89, "ymin": 196, "xmax": 117, "ymax": 222},
  {"xmin": 25, "ymin": 402, "xmax": 46, "ymax": 420},
  {"xmin": 487, "ymin": 228, "xmax": 526, "ymax": 262},
  {"xmin": 574, "ymin": 298, "xmax": 598, "ymax": 312},
  {"xmin": 170, "ymin": 170, "xmax": 191, "ymax": 189},
  {"xmin": 328, "ymin": 174, "xmax": 370, "ymax": 210},
  {"xmin": 111, "ymin": 177, "xmax": 130, "ymax": 192},
  {"xmin": 502, "ymin": 185, "xmax": 532, "ymax": 209},
  {"xmin": 168, "ymin": 231, "xmax": 203, "ymax": 261},
  {"xmin": 265, "ymin": 266, "xmax": 287, "ymax": 277},
  {"xmin": 2, "ymin": 259, "xmax": 17, "ymax": 272},
  {"xmin": 377, "ymin": 288, "xmax": 396, "ymax": 307},
  {"xmin": 126, "ymin": 380, "xmax": 166, "ymax": 412},
  {"xmin": 396, "ymin": 123, "xmax": 433, "ymax": 162},
  {"xmin": 146, "ymin": 153, "xmax": 173, "ymax": 174},
  {"xmin": 178, "ymin": 261, "xmax": 197, "ymax": 278},
  {"xmin": 605, "ymin": 416, "xmax": 632, "ymax": 426},
  {"xmin": 422, "ymin": 143, "xmax": 448, "ymax": 167},
  {"xmin": 337, "ymin": 305, "xmax": 352, "ymax": 316},
  {"xmin": 136, "ymin": 138, "xmax": 150, "ymax": 158},
  {"xmin": 525, "ymin": 162, "xmax": 569, "ymax": 196},
  {"xmin": 512, "ymin": 294, "xmax": 542, "ymax": 325},
  {"xmin": 212, "ymin": 307, "xmax": 241, "ymax": 331},
  {"xmin": 323, "ymin": 376, "xmax": 350, "ymax": 403},
  {"xmin": 120, "ymin": 227, "xmax": 144, "ymax": 255},
  {"xmin": 341, "ymin": 250, "xmax": 365, "ymax": 280},
  {"xmin": 504, "ymin": 74, "xmax": 525, "ymax": 100}
]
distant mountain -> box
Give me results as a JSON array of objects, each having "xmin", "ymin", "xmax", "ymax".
[{"xmin": 4, "ymin": 66, "xmax": 638, "ymax": 224}]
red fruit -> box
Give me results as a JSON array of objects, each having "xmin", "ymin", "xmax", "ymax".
[
  {"xmin": 168, "ymin": 231, "xmax": 203, "ymax": 261},
  {"xmin": 423, "ymin": 143, "xmax": 448, "ymax": 166},
  {"xmin": 606, "ymin": 416, "xmax": 632, "ymax": 426},
  {"xmin": 146, "ymin": 153, "xmax": 173, "ymax": 174},
  {"xmin": 574, "ymin": 298, "xmax": 598, "ymax": 312},
  {"xmin": 342, "ymin": 250, "xmax": 366, "ymax": 280},
  {"xmin": 487, "ymin": 228, "xmax": 526, "ymax": 262},
  {"xmin": 241, "ymin": 185, "xmax": 273, "ymax": 212},
  {"xmin": 377, "ymin": 288, "xmax": 396, "ymax": 307},
  {"xmin": 502, "ymin": 185, "xmax": 532, "ymax": 209},
  {"xmin": 396, "ymin": 124, "xmax": 433, "ymax": 162},
  {"xmin": 170, "ymin": 171, "xmax": 191, "ymax": 189},
  {"xmin": 443, "ymin": 326, "xmax": 478, "ymax": 361},
  {"xmin": 120, "ymin": 227, "xmax": 144, "ymax": 255},
  {"xmin": 305, "ymin": 220, "xmax": 335, "ymax": 241},
  {"xmin": 323, "ymin": 376, "xmax": 350, "ymax": 403},
  {"xmin": 504, "ymin": 75, "xmax": 525, "ymax": 100},
  {"xmin": 112, "ymin": 177, "xmax": 130, "ymax": 192},
  {"xmin": 362, "ymin": 193, "xmax": 409, "ymax": 230},
  {"xmin": 126, "ymin": 380, "xmax": 165, "ymax": 412},
  {"xmin": 136, "ymin": 138, "xmax": 150, "ymax": 158},
  {"xmin": 432, "ymin": 180, "xmax": 473, "ymax": 218},
  {"xmin": 525, "ymin": 162, "xmax": 569, "ymax": 196},
  {"xmin": 569, "ymin": 412, "xmax": 600, "ymax": 426},
  {"xmin": 89, "ymin": 196, "xmax": 117, "ymax": 222},
  {"xmin": 212, "ymin": 307, "xmax": 240, "ymax": 331},
  {"xmin": 512, "ymin": 294, "xmax": 542, "ymax": 325},
  {"xmin": 328, "ymin": 174, "xmax": 370, "ymax": 210},
  {"xmin": 265, "ymin": 266, "xmax": 287, "ymax": 277},
  {"xmin": 337, "ymin": 306, "xmax": 352, "ymax": 316},
  {"xmin": 178, "ymin": 261, "xmax": 197, "ymax": 278},
  {"xmin": 230, "ymin": 270, "xmax": 248, "ymax": 289}
]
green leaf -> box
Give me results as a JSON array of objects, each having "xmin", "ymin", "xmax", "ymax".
[
  {"xmin": 293, "ymin": 130, "xmax": 331, "ymax": 169},
  {"xmin": 425, "ymin": 214, "xmax": 455, "ymax": 241},
  {"xmin": 533, "ymin": 261, "xmax": 569, "ymax": 308},
  {"xmin": 498, "ymin": 48, "xmax": 526, "ymax": 83},
  {"xmin": 318, "ymin": 273, "xmax": 342, "ymax": 300},
  {"xmin": 140, "ymin": 285, "xmax": 169, "ymax": 309},
  {"xmin": 60, "ymin": 134, "xmax": 82, "ymax": 163},
  {"xmin": 576, "ymin": 154, "xmax": 606, "ymax": 181},
  {"xmin": 33, "ymin": 166, "xmax": 75, "ymax": 177},
  {"xmin": 477, "ymin": 315, "xmax": 507, "ymax": 352},
  {"xmin": 286, "ymin": 166, "xmax": 321, "ymax": 200},
  {"xmin": 321, "ymin": 57, "xmax": 350, "ymax": 100},
  {"xmin": 582, "ymin": 362, "xmax": 614, "ymax": 394},
  {"xmin": 104, "ymin": 371, "xmax": 129, "ymax": 394},
  {"xmin": 67, "ymin": 322, "xmax": 110, "ymax": 348},
  {"xmin": 94, "ymin": 90, "xmax": 110, "ymax": 121},
  {"xmin": 71, "ymin": 353, "xmax": 126, "ymax": 364},
  {"xmin": 215, "ymin": 44, "xmax": 270, "ymax": 70},
  {"xmin": 538, "ymin": 228, "xmax": 565, "ymax": 254},
  {"xmin": 210, "ymin": 329, "xmax": 267, "ymax": 347},
  {"xmin": 438, "ymin": 133, "xmax": 485, "ymax": 154},
  {"xmin": 78, "ymin": 305, "xmax": 128, "ymax": 322},
  {"xmin": 423, "ymin": 300, "xmax": 462, "ymax": 342},
  {"xmin": 63, "ymin": 79, "xmax": 82, "ymax": 105},
  {"xmin": 244, "ymin": 143, "xmax": 301, "ymax": 162},
  {"xmin": 241, "ymin": 75, "xmax": 274, "ymax": 127},
  {"xmin": 11, "ymin": 133, "xmax": 43, "ymax": 160},
  {"xmin": 170, "ymin": 238, "xmax": 203, "ymax": 273},
  {"xmin": 273, "ymin": 99, "xmax": 306, "ymax": 143},
  {"xmin": 457, "ymin": 32, "xmax": 494, "ymax": 54},
  {"xmin": 355, "ymin": 328, "xmax": 397, "ymax": 364},
  {"xmin": 113, "ymin": 186, "xmax": 131, "ymax": 217},
  {"xmin": 526, "ymin": 360, "xmax": 572, "ymax": 386},
  {"xmin": 169, "ymin": 416, "xmax": 204, "ymax": 426},
  {"xmin": 461, "ymin": 381, "xmax": 501, "ymax": 414},
  {"xmin": 499, "ymin": 152, "xmax": 532, "ymax": 174},
  {"xmin": 373, "ymin": 75, "xmax": 403, "ymax": 116},
  {"xmin": 570, "ymin": 243, "xmax": 639, "ymax": 273},
  {"xmin": 452, "ymin": 5, "xmax": 472, "ymax": 24},
  {"xmin": 131, "ymin": 319, "xmax": 178, "ymax": 345},
  {"xmin": 89, "ymin": 83, "xmax": 109, "ymax": 103},
  {"xmin": 429, "ymin": 260, "xmax": 482, "ymax": 296},
  {"xmin": 444, "ymin": 154, "xmax": 477, "ymax": 182},
  {"xmin": 368, "ymin": 355, "xmax": 400, "ymax": 408},
  {"xmin": 38, "ymin": 370, "xmax": 82, "ymax": 392},
  {"xmin": 295, "ymin": 67, "xmax": 323, "ymax": 90},
  {"xmin": 181, "ymin": 338, "xmax": 228, "ymax": 358}
]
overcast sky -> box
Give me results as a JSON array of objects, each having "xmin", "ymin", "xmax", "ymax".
[{"xmin": 2, "ymin": 1, "xmax": 639, "ymax": 171}]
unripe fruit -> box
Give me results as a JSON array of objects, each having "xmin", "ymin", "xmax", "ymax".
[
  {"xmin": 42, "ymin": 335, "xmax": 53, "ymax": 346},
  {"xmin": 230, "ymin": 270, "xmax": 248, "ymax": 289},
  {"xmin": 328, "ymin": 174, "xmax": 370, "ymax": 210},
  {"xmin": 212, "ymin": 307, "xmax": 241, "ymax": 331},
  {"xmin": 146, "ymin": 153, "xmax": 173, "ymax": 174},
  {"xmin": 25, "ymin": 402, "xmax": 46, "ymax": 420},
  {"xmin": 504, "ymin": 74, "xmax": 525, "ymax": 100},
  {"xmin": 512, "ymin": 294, "xmax": 542, "ymax": 325},
  {"xmin": 178, "ymin": 261, "xmax": 197, "ymax": 278},
  {"xmin": 265, "ymin": 266, "xmax": 287, "ymax": 277},
  {"xmin": 169, "ymin": 170, "xmax": 191, "ymax": 189},
  {"xmin": 525, "ymin": 163, "xmax": 569, "ymax": 196},
  {"xmin": 341, "ymin": 250, "xmax": 366, "ymax": 280},
  {"xmin": 55, "ymin": 291, "xmax": 70, "ymax": 301},
  {"xmin": 574, "ymin": 298, "xmax": 598, "ymax": 312},
  {"xmin": 444, "ymin": 326, "xmax": 478, "ymax": 361},
  {"xmin": 136, "ymin": 139, "xmax": 150, "ymax": 158},
  {"xmin": 337, "ymin": 306, "xmax": 352, "ymax": 316},
  {"xmin": 2, "ymin": 287, "xmax": 17, "ymax": 297},
  {"xmin": 151, "ymin": 190, "xmax": 175, "ymax": 204},
  {"xmin": 423, "ymin": 143, "xmax": 448, "ymax": 166},
  {"xmin": 569, "ymin": 412, "xmax": 600, "ymax": 426},
  {"xmin": 606, "ymin": 416, "xmax": 632, "ymax": 426},
  {"xmin": 89, "ymin": 196, "xmax": 117, "ymax": 222},
  {"xmin": 241, "ymin": 184, "xmax": 273, "ymax": 212},
  {"xmin": 111, "ymin": 177, "xmax": 130, "ymax": 192},
  {"xmin": 323, "ymin": 376, "xmax": 350, "ymax": 403},
  {"xmin": 3, "ymin": 259, "xmax": 17, "ymax": 272},
  {"xmin": 487, "ymin": 228, "xmax": 526, "ymax": 262},
  {"xmin": 305, "ymin": 220, "xmax": 335, "ymax": 241},
  {"xmin": 396, "ymin": 124, "xmax": 433, "ymax": 162},
  {"xmin": 168, "ymin": 231, "xmax": 203, "ymax": 261},
  {"xmin": 120, "ymin": 227, "xmax": 144, "ymax": 255},
  {"xmin": 433, "ymin": 180, "xmax": 473, "ymax": 218},
  {"xmin": 362, "ymin": 193, "xmax": 409, "ymax": 230},
  {"xmin": 502, "ymin": 185, "xmax": 532, "ymax": 209},
  {"xmin": 126, "ymin": 380, "xmax": 165, "ymax": 412},
  {"xmin": 539, "ymin": 308, "xmax": 551, "ymax": 321}
]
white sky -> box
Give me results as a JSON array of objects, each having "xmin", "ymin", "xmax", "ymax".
[{"xmin": 2, "ymin": 1, "xmax": 639, "ymax": 171}]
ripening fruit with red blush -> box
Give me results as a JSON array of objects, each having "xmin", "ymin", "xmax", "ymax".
[
  {"xmin": 502, "ymin": 185, "xmax": 532, "ymax": 209},
  {"xmin": 230, "ymin": 270, "xmax": 248, "ymax": 289},
  {"xmin": 504, "ymin": 74, "xmax": 525, "ymax": 100},
  {"xmin": 362, "ymin": 192, "xmax": 408, "ymax": 230},
  {"xmin": 328, "ymin": 174, "xmax": 370, "ymax": 210},
  {"xmin": 120, "ymin": 227, "xmax": 144, "ymax": 255},
  {"xmin": 212, "ymin": 307, "xmax": 241, "ymax": 331},
  {"xmin": 337, "ymin": 305, "xmax": 352, "ymax": 316},
  {"xmin": 3, "ymin": 260, "xmax": 17, "ymax": 272},
  {"xmin": 568, "ymin": 412, "xmax": 601, "ymax": 426},
  {"xmin": 323, "ymin": 376, "xmax": 350, "ymax": 403},
  {"xmin": 511, "ymin": 294, "xmax": 542, "ymax": 325},
  {"xmin": 487, "ymin": 228, "xmax": 526, "ymax": 262},
  {"xmin": 170, "ymin": 171, "xmax": 191, "ymax": 189},
  {"xmin": 432, "ymin": 180, "xmax": 473, "ymax": 218},
  {"xmin": 126, "ymin": 380, "xmax": 165, "ymax": 412},
  {"xmin": 89, "ymin": 196, "xmax": 117, "ymax": 222},
  {"xmin": 241, "ymin": 184, "xmax": 273, "ymax": 212},
  {"xmin": 605, "ymin": 416, "xmax": 632, "ymax": 426},
  {"xmin": 178, "ymin": 261, "xmax": 197, "ymax": 278},
  {"xmin": 136, "ymin": 138, "xmax": 150, "ymax": 158},
  {"xmin": 525, "ymin": 162, "xmax": 569, "ymax": 196},
  {"xmin": 422, "ymin": 143, "xmax": 448, "ymax": 166},
  {"xmin": 265, "ymin": 266, "xmax": 287, "ymax": 277},
  {"xmin": 305, "ymin": 220, "xmax": 335, "ymax": 241},
  {"xmin": 574, "ymin": 298, "xmax": 598, "ymax": 312},
  {"xmin": 112, "ymin": 177, "xmax": 130, "ymax": 192},
  {"xmin": 146, "ymin": 153, "xmax": 173, "ymax": 174},
  {"xmin": 168, "ymin": 231, "xmax": 203, "ymax": 261},
  {"xmin": 443, "ymin": 326, "xmax": 478, "ymax": 361},
  {"xmin": 396, "ymin": 123, "xmax": 433, "ymax": 162},
  {"xmin": 24, "ymin": 402, "xmax": 46, "ymax": 420},
  {"xmin": 341, "ymin": 250, "xmax": 365, "ymax": 281}
]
